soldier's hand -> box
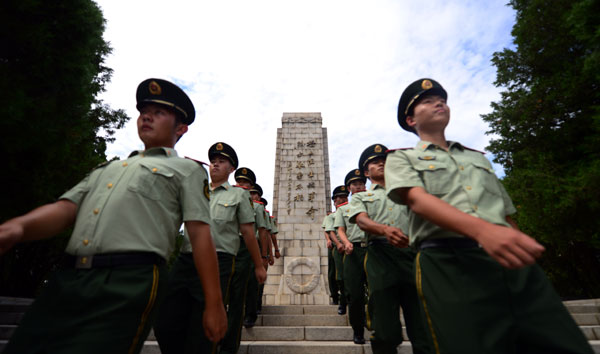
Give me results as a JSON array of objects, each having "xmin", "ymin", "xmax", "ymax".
[
  {"xmin": 262, "ymin": 257, "xmax": 269, "ymax": 269},
  {"xmin": 255, "ymin": 265, "xmax": 267, "ymax": 284},
  {"xmin": 275, "ymin": 249, "xmax": 281, "ymax": 258},
  {"xmin": 326, "ymin": 240, "xmax": 333, "ymax": 249},
  {"xmin": 268, "ymin": 254, "xmax": 274, "ymax": 266},
  {"xmin": 336, "ymin": 242, "xmax": 344, "ymax": 254},
  {"xmin": 0, "ymin": 221, "xmax": 24, "ymax": 255},
  {"xmin": 202, "ymin": 302, "xmax": 227, "ymax": 343},
  {"xmin": 343, "ymin": 241, "xmax": 354, "ymax": 255},
  {"xmin": 383, "ymin": 225, "xmax": 409, "ymax": 248},
  {"xmin": 476, "ymin": 224, "xmax": 544, "ymax": 269}
]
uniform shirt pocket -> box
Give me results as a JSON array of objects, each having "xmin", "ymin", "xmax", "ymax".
[
  {"xmin": 127, "ymin": 162, "xmax": 175, "ymax": 200},
  {"xmin": 213, "ymin": 200, "xmax": 239, "ymax": 221},
  {"xmin": 469, "ymin": 161, "xmax": 502, "ymax": 196},
  {"xmin": 414, "ymin": 161, "xmax": 451, "ymax": 195}
]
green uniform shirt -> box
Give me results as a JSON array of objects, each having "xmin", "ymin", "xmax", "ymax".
[
  {"xmin": 60, "ymin": 147, "xmax": 211, "ymax": 260},
  {"xmin": 384, "ymin": 140, "xmax": 516, "ymax": 245},
  {"xmin": 181, "ymin": 181, "xmax": 255, "ymax": 254},
  {"xmin": 264, "ymin": 209, "xmax": 273, "ymax": 232},
  {"xmin": 348, "ymin": 183, "xmax": 408, "ymax": 241},
  {"xmin": 334, "ymin": 201, "xmax": 366, "ymax": 243},
  {"xmin": 253, "ymin": 201, "xmax": 268, "ymax": 238},
  {"xmin": 270, "ymin": 217, "xmax": 278, "ymax": 234}
]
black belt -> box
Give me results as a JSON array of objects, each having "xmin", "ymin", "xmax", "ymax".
[
  {"xmin": 62, "ymin": 252, "xmax": 165, "ymax": 269},
  {"xmin": 352, "ymin": 241, "xmax": 368, "ymax": 248},
  {"xmin": 368, "ymin": 238, "xmax": 390, "ymax": 246},
  {"xmin": 419, "ymin": 238, "xmax": 479, "ymax": 250}
]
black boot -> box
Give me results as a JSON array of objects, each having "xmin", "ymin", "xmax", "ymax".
[
  {"xmin": 353, "ymin": 328, "xmax": 365, "ymax": 344},
  {"xmin": 337, "ymin": 303, "xmax": 346, "ymax": 315}
]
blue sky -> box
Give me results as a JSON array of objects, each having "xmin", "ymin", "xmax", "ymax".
[{"xmin": 96, "ymin": 0, "xmax": 515, "ymax": 208}]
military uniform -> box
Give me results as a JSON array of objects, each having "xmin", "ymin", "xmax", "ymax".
[
  {"xmin": 221, "ymin": 170, "xmax": 267, "ymax": 354},
  {"xmin": 348, "ymin": 144, "xmax": 431, "ymax": 354},
  {"xmin": 329, "ymin": 185, "xmax": 350, "ymax": 314},
  {"xmin": 5, "ymin": 79, "xmax": 208, "ymax": 354},
  {"xmin": 322, "ymin": 212, "xmax": 340, "ymax": 304},
  {"xmin": 155, "ymin": 142, "xmax": 254, "ymax": 354},
  {"xmin": 384, "ymin": 78, "xmax": 593, "ymax": 354},
  {"xmin": 334, "ymin": 169, "xmax": 368, "ymax": 343}
]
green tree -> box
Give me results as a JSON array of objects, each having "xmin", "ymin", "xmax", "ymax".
[
  {"xmin": 0, "ymin": 0, "xmax": 129, "ymax": 296},
  {"xmin": 483, "ymin": 0, "xmax": 600, "ymax": 298}
]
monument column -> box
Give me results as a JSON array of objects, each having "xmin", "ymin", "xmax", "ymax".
[{"xmin": 264, "ymin": 113, "xmax": 332, "ymax": 305}]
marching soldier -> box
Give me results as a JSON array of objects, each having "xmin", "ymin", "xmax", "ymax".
[
  {"xmin": 349, "ymin": 144, "xmax": 431, "ymax": 354},
  {"xmin": 334, "ymin": 169, "xmax": 368, "ymax": 344},
  {"xmin": 0, "ymin": 78, "xmax": 227, "ymax": 354},
  {"xmin": 327, "ymin": 185, "xmax": 350, "ymax": 315},
  {"xmin": 154, "ymin": 142, "xmax": 266, "ymax": 353},
  {"xmin": 385, "ymin": 78, "xmax": 593, "ymax": 354},
  {"xmin": 322, "ymin": 211, "xmax": 341, "ymax": 305}
]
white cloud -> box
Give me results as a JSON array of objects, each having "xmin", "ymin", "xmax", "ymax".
[{"xmin": 97, "ymin": 0, "xmax": 515, "ymax": 207}]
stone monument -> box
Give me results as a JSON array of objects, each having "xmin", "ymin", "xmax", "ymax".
[{"xmin": 263, "ymin": 113, "xmax": 332, "ymax": 305}]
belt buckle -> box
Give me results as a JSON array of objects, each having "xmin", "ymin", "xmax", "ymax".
[
  {"xmin": 75, "ymin": 255, "xmax": 93, "ymax": 269},
  {"xmin": 360, "ymin": 241, "xmax": 367, "ymax": 248}
]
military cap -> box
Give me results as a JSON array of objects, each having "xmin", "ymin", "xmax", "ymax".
[
  {"xmin": 345, "ymin": 169, "xmax": 366, "ymax": 187},
  {"xmin": 136, "ymin": 78, "xmax": 195, "ymax": 125},
  {"xmin": 249, "ymin": 183, "xmax": 263, "ymax": 196},
  {"xmin": 260, "ymin": 198, "xmax": 268, "ymax": 207},
  {"xmin": 235, "ymin": 167, "xmax": 256, "ymax": 185},
  {"xmin": 397, "ymin": 78, "xmax": 447, "ymax": 133},
  {"xmin": 331, "ymin": 185, "xmax": 349, "ymax": 200},
  {"xmin": 359, "ymin": 144, "xmax": 389, "ymax": 173},
  {"xmin": 208, "ymin": 142, "xmax": 238, "ymax": 169}
]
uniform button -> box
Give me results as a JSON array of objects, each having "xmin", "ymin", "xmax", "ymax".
[
  {"xmin": 107, "ymin": 183, "xmax": 113, "ymax": 189},
  {"xmin": 390, "ymin": 221, "xmax": 395, "ymax": 224},
  {"xmin": 473, "ymin": 205, "xmax": 478, "ymax": 211},
  {"xmin": 224, "ymin": 203, "xmax": 229, "ymax": 207},
  {"xmin": 429, "ymin": 165, "xmax": 435, "ymax": 169},
  {"xmin": 466, "ymin": 186, "xmax": 472, "ymax": 190},
  {"xmin": 422, "ymin": 144, "xmax": 427, "ymax": 149},
  {"xmin": 122, "ymin": 162, "xmax": 128, "ymax": 167},
  {"xmin": 167, "ymin": 151, "xmax": 172, "ymax": 156},
  {"xmin": 83, "ymin": 239, "xmax": 89, "ymax": 246},
  {"xmin": 93, "ymin": 208, "xmax": 99, "ymax": 215},
  {"xmin": 152, "ymin": 168, "xmax": 158, "ymax": 173},
  {"xmin": 81, "ymin": 257, "xmax": 88, "ymax": 264},
  {"xmin": 388, "ymin": 207, "xmax": 393, "ymax": 211},
  {"xmin": 459, "ymin": 165, "xmax": 464, "ymax": 170}
]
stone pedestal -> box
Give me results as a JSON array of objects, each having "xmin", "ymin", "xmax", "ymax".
[{"xmin": 264, "ymin": 113, "xmax": 332, "ymax": 305}]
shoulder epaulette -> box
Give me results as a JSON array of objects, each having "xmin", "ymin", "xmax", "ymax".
[
  {"xmin": 253, "ymin": 200, "xmax": 264, "ymax": 205},
  {"xmin": 337, "ymin": 201, "xmax": 349, "ymax": 207},
  {"xmin": 386, "ymin": 147, "xmax": 413, "ymax": 152},
  {"xmin": 234, "ymin": 184, "xmax": 249, "ymax": 190},
  {"xmin": 463, "ymin": 146, "xmax": 486, "ymax": 154},
  {"xmin": 265, "ymin": 209, "xmax": 270, "ymax": 213},
  {"xmin": 270, "ymin": 215, "xmax": 275, "ymax": 218},
  {"xmin": 184, "ymin": 156, "xmax": 209, "ymax": 166}
]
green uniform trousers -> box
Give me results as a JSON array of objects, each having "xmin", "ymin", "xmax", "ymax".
[
  {"xmin": 5, "ymin": 264, "xmax": 167, "ymax": 354},
  {"xmin": 366, "ymin": 242, "xmax": 432, "ymax": 354},
  {"xmin": 154, "ymin": 252, "xmax": 234, "ymax": 354},
  {"xmin": 415, "ymin": 246, "xmax": 594, "ymax": 354},
  {"xmin": 221, "ymin": 239, "xmax": 253, "ymax": 354},
  {"xmin": 332, "ymin": 247, "xmax": 347, "ymax": 306},
  {"xmin": 245, "ymin": 262, "xmax": 259, "ymax": 321},
  {"xmin": 328, "ymin": 247, "xmax": 340, "ymax": 302},
  {"xmin": 343, "ymin": 246, "xmax": 367, "ymax": 331}
]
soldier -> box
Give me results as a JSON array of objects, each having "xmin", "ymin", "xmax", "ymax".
[
  {"xmin": 244, "ymin": 183, "xmax": 271, "ymax": 327},
  {"xmin": 385, "ymin": 78, "xmax": 593, "ymax": 354},
  {"xmin": 154, "ymin": 142, "xmax": 266, "ymax": 354},
  {"xmin": 0, "ymin": 78, "xmax": 227, "ymax": 353},
  {"xmin": 327, "ymin": 185, "xmax": 350, "ymax": 315},
  {"xmin": 270, "ymin": 216, "xmax": 281, "ymax": 260},
  {"xmin": 334, "ymin": 169, "xmax": 368, "ymax": 344},
  {"xmin": 349, "ymin": 144, "xmax": 431, "ymax": 354},
  {"xmin": 322, "ymin": 211, "xmax": 340, "ymax": 305},
  {"xmin": 221, "ymin": 168, "xmax": 269, "ymax": 354}
]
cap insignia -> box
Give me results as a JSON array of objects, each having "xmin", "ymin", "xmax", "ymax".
[
  {"xmin": 242, "ymin": 168, "xmax": 247, "ymax": 175},
  {"xmin": 216, "ymin": 143, "xmax": 223, "ymax": 151},
  {"xmin": 341, "ymin": 186, "xmax": 346, "ymax": 191},
  {"xmin": 354, "ymin": 169, "xmax": 360, "ymax": 176},
  {"xmin": 374, "ymin": 145, "xmax": 382, "ymax": 153},
  {"xmin": 149, "ymin": 81, "xmax": 162, "ymax": 95},
  {"xmin": 421, "ymin": 80, "xmax": 433, "ymax": 90}
]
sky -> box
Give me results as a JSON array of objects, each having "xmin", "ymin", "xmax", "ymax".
[{"xmin": 96, "ymin": 0, "xmax": 516, "ymax": 209}]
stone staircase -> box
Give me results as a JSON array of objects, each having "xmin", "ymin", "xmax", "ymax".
[{"xmin": 2, "ymin": 297, "xmax": 600, "ymax": 353}]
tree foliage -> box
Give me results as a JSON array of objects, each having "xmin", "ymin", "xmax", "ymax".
[
  {"xmin": 0, "ymin": 0, "xmax": 130, "ymax": 296},
  {"xmin": 482, "ymin": 0, "xmax": 600, "ymax": 298}
]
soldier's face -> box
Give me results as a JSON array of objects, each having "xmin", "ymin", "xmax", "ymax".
[
  {"xmin": 250, "ymin": 191, "xmax": 261, "ymax": 201},
  {"xmin": 236, "ymin": 179, "xmax": 252, "ymax": 189},
  {"xmin": 407, "ymin": 94, "xmax": 449, "ymax": 133},
  {"xmin": 137, "ymin": 104, "xmax": 187, "ymax": 149},
  {"xmin": 349, "ymin": 180, "xmax": 366, "ymax": 194},
  {"xmin": 210, "ymin": 156, "xmax": 234, "ymax": 181},
  {"xmin": 364, "ymin": 157, "xmax": 386, "ymax": 180},
  {"xmin": 334, "ymin": 195, "xmax": 348, "ymax": 206}
]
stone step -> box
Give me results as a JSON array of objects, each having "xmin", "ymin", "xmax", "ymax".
[
  {"xmin": 259, "ymin": 314, "xmax": 348, "ymax": 327},
  {"xmin": 566, "ymin": 305, "xmax": 600, "ymax": 314},
  {"xmin": 261, "ymin": 305, "xmax": 339, "ymax": 315}
]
